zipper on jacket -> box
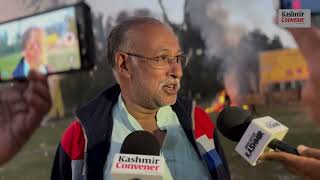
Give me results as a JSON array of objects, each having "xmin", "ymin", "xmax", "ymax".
[{"xmin": 77, "ymin": 118, "xmax": 88, "ymax": 179}]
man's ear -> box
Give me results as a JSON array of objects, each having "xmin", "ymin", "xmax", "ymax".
[{"xmin": 114, "ymin": 52, "xmax": 131, "ymax": 79}]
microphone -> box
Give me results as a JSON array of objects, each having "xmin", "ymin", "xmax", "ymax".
[
  {"xmin": 111, "ymin": 131, "xmax": 165, "ymax": 180},
  {"xmin": 217, "ymin": 106, "xmax": 299, "ymax": 166}
]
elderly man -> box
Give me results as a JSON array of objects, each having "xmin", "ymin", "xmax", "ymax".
[
  {"xmin": 261, "ymin": 27, "xmax": 320, "ymax": 180},
  {"xmin": 51, "ymin": 17, "xmax": 231, "ymax": 180},
  {"xmin": 0, "ymin": 71, "xmax": 51, "ymax": 165}
]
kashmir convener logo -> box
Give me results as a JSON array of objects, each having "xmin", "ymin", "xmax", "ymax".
[{"xmin": 278, "ymin": 9, "xmax": 311, "ymax": 28}]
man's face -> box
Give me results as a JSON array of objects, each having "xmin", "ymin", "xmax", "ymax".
[
  {"xmin": 302, "ymin": 77, "xmax": 320, "ymax": 127},
  {"xmin": 125, "ymin": 24, "xmax": 183, "ymax": 109},
  {"xmin": 24, "ymin": 30, "xmax": 44, "ymax": 69}
]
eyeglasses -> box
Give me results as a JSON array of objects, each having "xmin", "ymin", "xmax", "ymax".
[{"xmin": 121, "ymin": 52, "xmax": 188, "ymax": 68}]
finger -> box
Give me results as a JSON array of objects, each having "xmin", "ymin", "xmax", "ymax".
[
  {"xmin": 1, "ymin": 88, "xmax": 24, "ymax": 103},
  {"xmin": 298, "ymin": 145, "xmax": 320, "ymax": 160},
  {"xmin": 261, "ymin": 152, "xmax": 301, "ymax": 176},
  {"xmin": 286, "ymin": 27, "xmax": 320, "ymax": 44},
  {"xmin": 25, "ymin": 89, "xmax": 51, "ymax": 118},
  {"xmin": 28, "ymin": 70, "xmax": 47, "ymax": 82},
  {"xmin": 29, "ymin": 75, "xmax": 49, "ymax": 92},
  {"xmin": 260, "ymin": 152, "xmax": 303, "ymax": 176},
  {"xmin": 9, "ymin": 109, "xmax": 37, "ymax": 146},
  {"xmin": 260, "ymin": 151, "xmax": 292, "ymax": 162},
  {"xmin": 25, "ymin": 103, "xmax": 46, "ymax": 131},
  {"xmin": 25, "ymin": 80, "xmax": 51, "ymax": 103},
  {"xmin": 10, "ymin": 82, "xmax": 29, "ymax": 92},
  {"xmin": 261, "ymin": 151, "xmax": 320, "ymax": 171},
  {"xmin": 260, "ymin": 151, "xmax": 306, "ymax": 168},
  {"xmin": 10, "ymin": 101, "xmax": 28, "ymax": 115}
]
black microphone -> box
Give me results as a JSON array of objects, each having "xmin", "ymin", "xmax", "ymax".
[
  {"xmin": 216, "ymin": 106, "xmax": 299, "ymax": 165},
  {"xmin": 120, "ymin": 130, "xmax": 161, "ymax": 155},
  {"xmin": 111, "ymin": 131, "xmax": 164, "ymax": 180}
]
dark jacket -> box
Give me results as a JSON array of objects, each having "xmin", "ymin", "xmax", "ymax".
[
  {"xmin": 51, "ymin": 84, "xmax": 231, "ymax": 180},
  {"xmin": 13, "ymin": 58, "xmax": 27, "ymax": 78}
]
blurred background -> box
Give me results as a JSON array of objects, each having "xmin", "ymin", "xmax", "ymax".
[{"xmin": 0, "ymin": 0, "xmax": 319, "ymax": 179}]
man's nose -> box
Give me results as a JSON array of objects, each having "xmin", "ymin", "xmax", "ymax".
[{"xmin": 167, "ymin": 61, "xmax": 183, "ymax": 79}]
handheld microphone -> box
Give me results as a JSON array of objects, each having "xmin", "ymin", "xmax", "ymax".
[
  {"xmin": 111, "ymin": 131, "xmax": 165, "ymax": 180},
  {"xmin": 217, "ymin": 106, "xmax": 299, "ymax": 166}
]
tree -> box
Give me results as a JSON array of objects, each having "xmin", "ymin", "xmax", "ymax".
[
  {"xmin": 157, "ymin": 0, "xmax": 223, "ymax": 101},
  {"xmin": 226, "ymin": 29, "xmax": 284, "ymax": 95}
]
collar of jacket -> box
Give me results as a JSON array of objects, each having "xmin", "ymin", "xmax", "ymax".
[{"xmin": 75, "ymin": 84, "xmax": 200, "ymax": 180}]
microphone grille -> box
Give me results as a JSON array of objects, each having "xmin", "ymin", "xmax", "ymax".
[{"xmin": 120, "ymin": 130, "xmax": 161, "ymax": 156}]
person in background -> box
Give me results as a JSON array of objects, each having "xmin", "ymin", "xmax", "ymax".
[{"xmin": 13, "ymin": 27, "xmax": 48, "ymax": 78}]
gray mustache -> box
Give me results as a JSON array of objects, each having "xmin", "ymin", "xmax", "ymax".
[{"xmin": 159, "ymin": 79, "xmax": 180, "ymax": 89}]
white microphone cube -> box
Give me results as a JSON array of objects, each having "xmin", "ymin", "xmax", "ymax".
[{"xmin": 235, "ymin": 116, "xmax": 289, "ymax": 166}]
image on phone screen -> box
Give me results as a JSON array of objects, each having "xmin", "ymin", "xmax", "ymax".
[{"xmin": 0, "ymin": 6, "xmax": 81, "ymax": 81}]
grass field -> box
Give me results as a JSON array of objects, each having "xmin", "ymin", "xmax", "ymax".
[
  {"xmin": 0, "ymin": 53, "xmax": 21, "ymax": 79},
  {"xmin": 0, "ymin": 119, "xmax": 71, "ymax": 180},
  {"xmin": 0, "ymin": 45, "xmax": 80, "ymax": 80},
  {"xmin": 0, "ymin": 105, "xmax": 319, "ymax": 180},
  {"xmin": 47, "ymin": 45, "xmax": 81, "ymax": 72}
]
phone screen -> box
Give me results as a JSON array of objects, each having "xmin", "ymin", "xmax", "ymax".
[{"xmin": 0, "ymin": 6, "xmax": 81, "ymax": 81}]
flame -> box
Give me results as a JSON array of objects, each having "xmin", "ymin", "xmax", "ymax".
[
  {"xmin": 218, "ymin": 91, "xmax": 226, "ymax": 104},
  {"xmin": 205, "ymin": 90, "xmax": 228, "ymax": 114},
  {"xmin": 205, "ymin": 90, "xmax": 251, "ymax": 114},
  {"xmin": 242, "ymin": 104, "xmax": 249, "ymax": 111}
]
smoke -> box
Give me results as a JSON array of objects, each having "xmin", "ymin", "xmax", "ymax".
[
  {"xmin": 187, "ymin": 0, "xmax": 246, "ymax": 101},
  {"xmin": 186, "ymin": 0, "xmax": 247, "ymax": 57},
  {"xmin": 186, "ymin": 0, "xmax": 261, "ymax": 103}
]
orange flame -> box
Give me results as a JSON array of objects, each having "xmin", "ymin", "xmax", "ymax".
[
  {"xmin": 205, "ymin": 90, "xmax": 228, "ymax": 114},
  {"xmin": 205, "ymin": 90, "xmax": 251, "ymax": 114}
]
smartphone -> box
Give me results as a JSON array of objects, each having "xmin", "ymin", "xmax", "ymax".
[
  {"xmin": 0, "ymin": 2, "xmax": 95, "ymax": 82},
  {"xmin": 275, "ymin": 0, "xmax": 320, "ymax": 27}
]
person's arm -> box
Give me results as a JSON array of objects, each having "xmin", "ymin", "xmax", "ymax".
[
  {"xmin": 0, "ymin": 71, "xmax": 51, "ymax": 165},
  {"xmin": 286, "ymin": 27, "xmax": 320, "ymax": 80},
  {"xmin": 260, "ymin": 145, "xmax": 320, "ymax": 180}
]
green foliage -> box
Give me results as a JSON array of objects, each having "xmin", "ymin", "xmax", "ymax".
[
  {"xmin": 0, "ymin": 31, "xmax": 22, "ymax": 57},
  {"xmin": 0, "ymin": 52, "xmax": 21, "ymax": 78}
]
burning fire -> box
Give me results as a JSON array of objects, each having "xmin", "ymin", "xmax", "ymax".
[
  {"xmin": 242, "ymin": 104, "xmax": 249, "ymax": 110},
  {"xmin": 205, "ymin": 90, "xmax": 250, "ymax": 114},
  {"xmin": 205, "ymin": 68, "xmax": 252, "ymax": 114},
  {"xmin": 205, "ymin": 90, "xmax": 230, "ymax": 114}
]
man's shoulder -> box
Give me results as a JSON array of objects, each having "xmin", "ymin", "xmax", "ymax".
[
  {"xmin": 194, "ymin": 106, "xmax": 214, "ymax": 127},
  {"xmin": 76, "ymin": 84, "xmax": 120, "ymax": 121},
  {"xmin": 194, "ymin": 106, "xmax": 215, "ymax": 139},
  {"xmin": 60, "ymin": 120, "xmax": 85, "ymax": 160}
]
